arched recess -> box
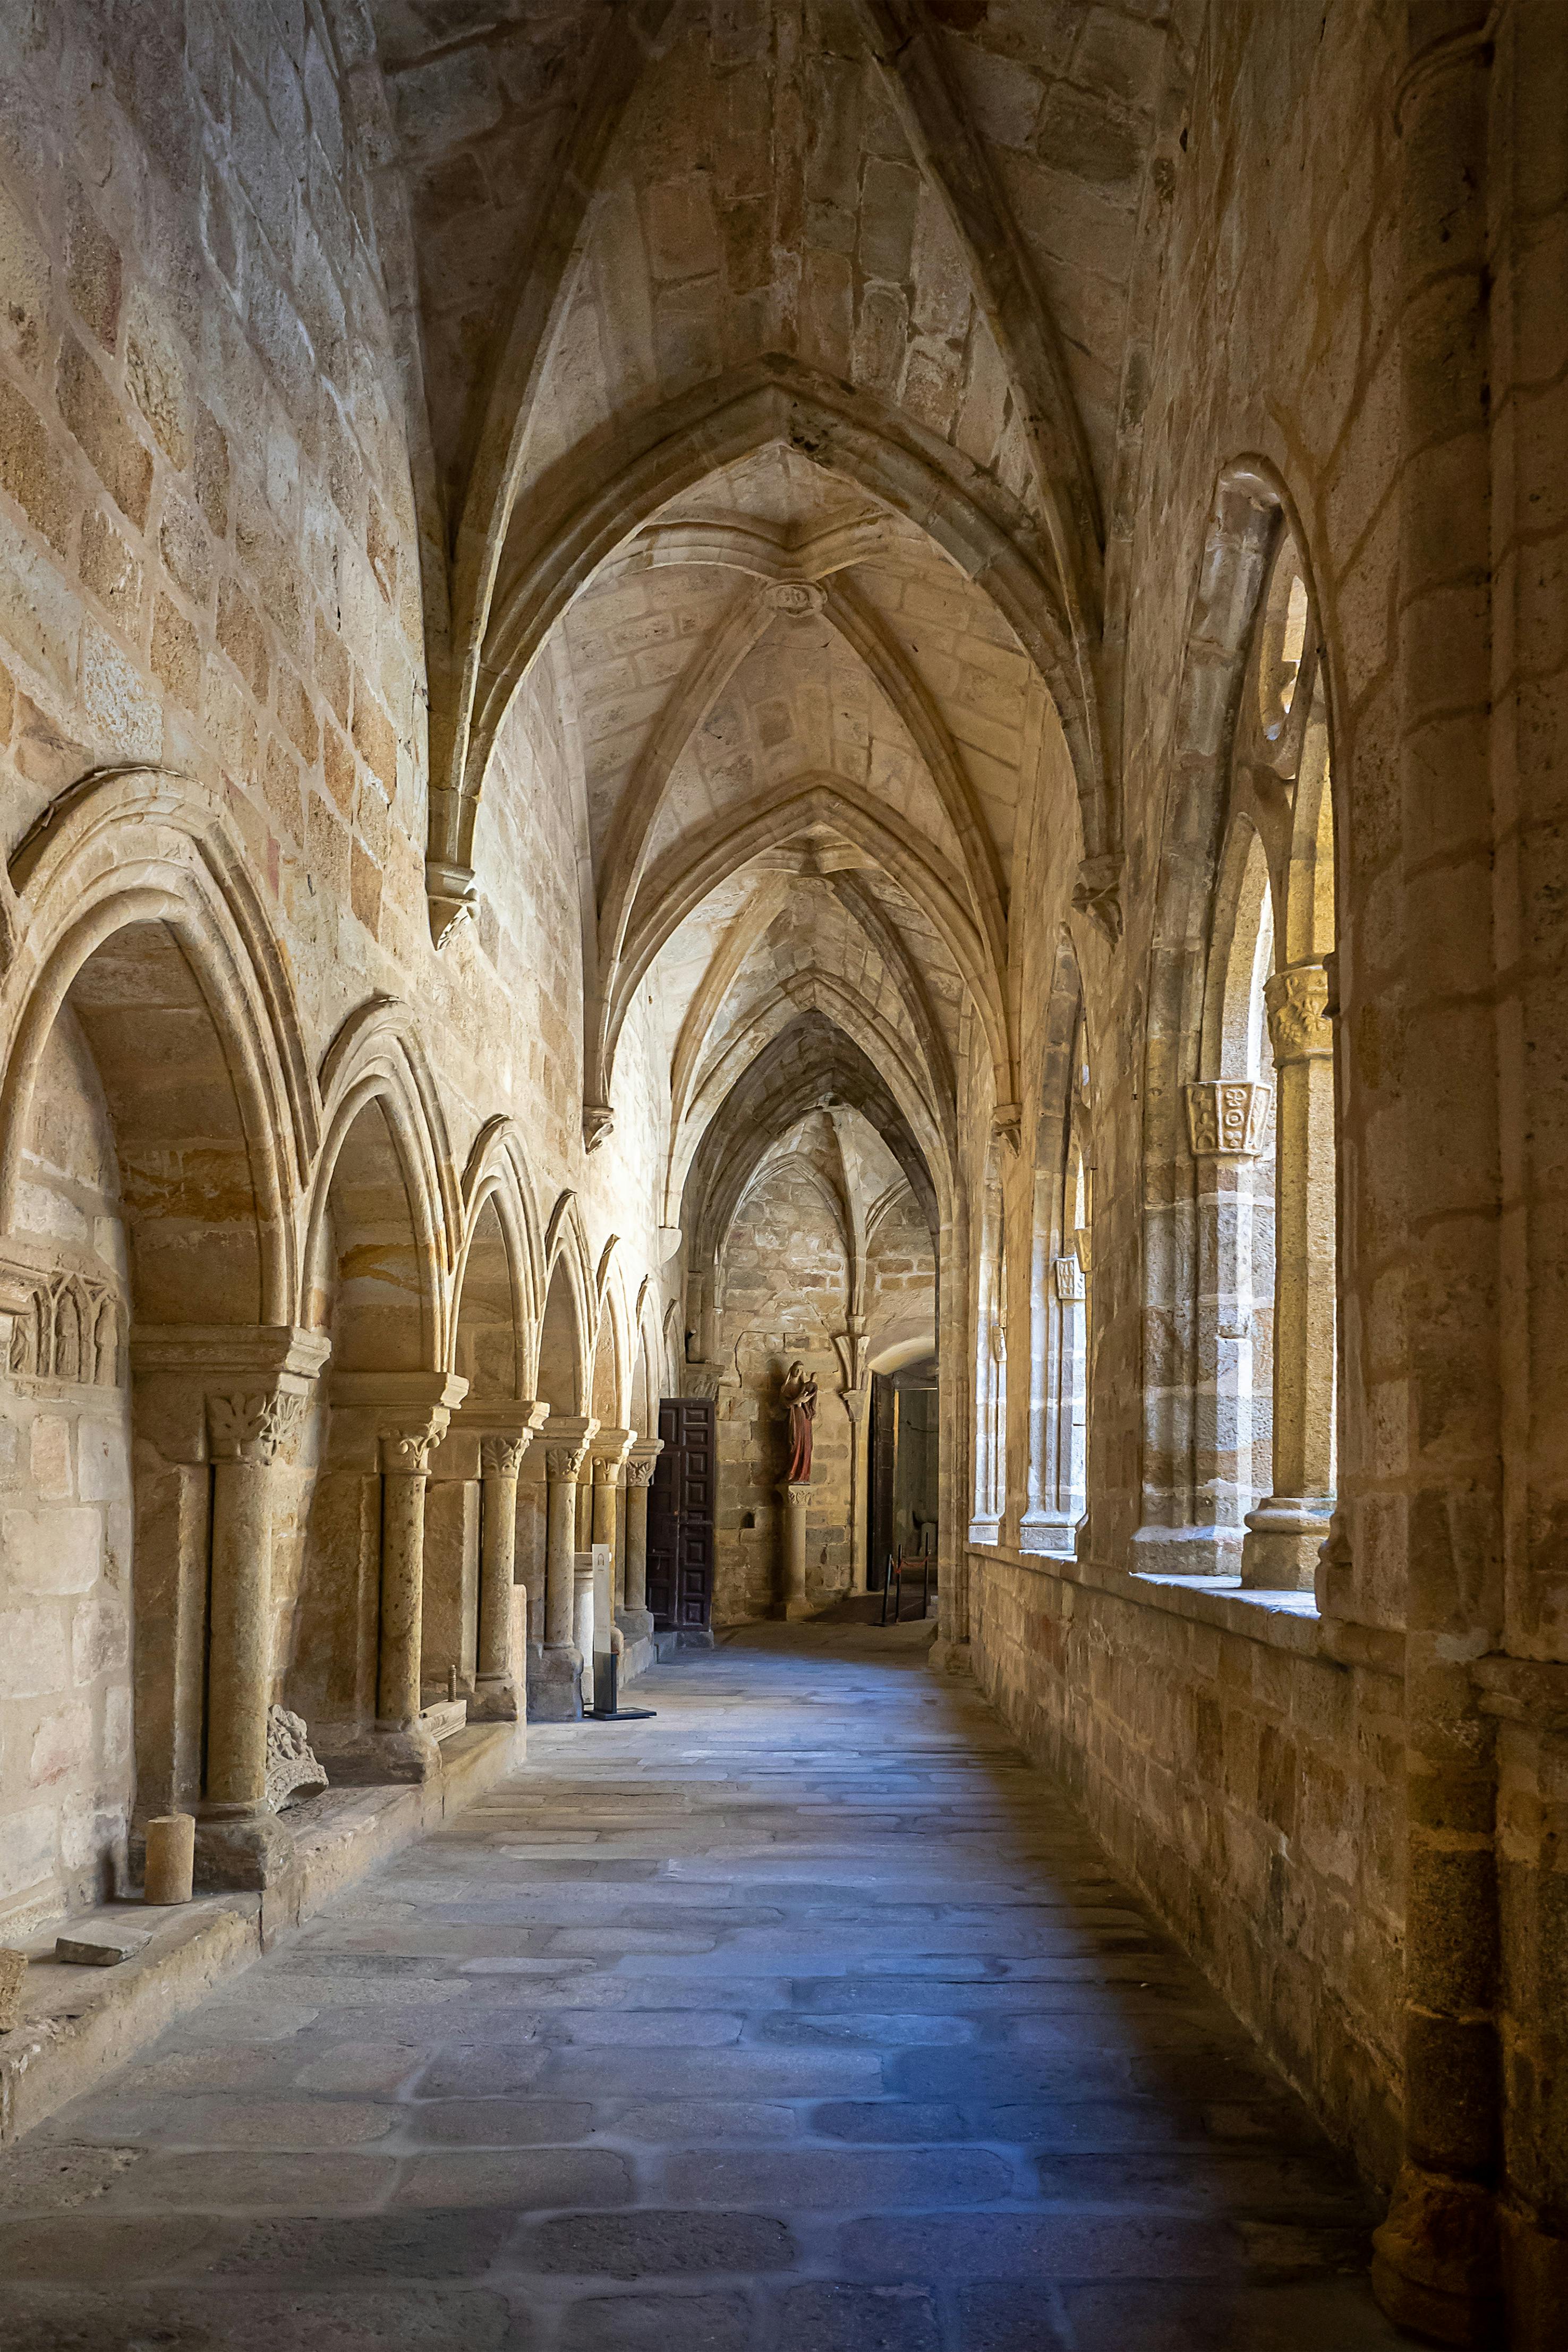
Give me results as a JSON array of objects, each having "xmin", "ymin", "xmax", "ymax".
[
  {"xmin": 429, "ymin": 365, "xmax": 1114, "ymax": 948},
  {"xmin": 0, "ymin": 774, "xmax": 316, "ymax": 1903},
  {"xmin": 1135, "ymin": 462, "xmax": 1339, "ymax": 1588},
  {"xmin": 288, "ymin": 1079, "xmax": 446, "ymax": 1757},
  {"xmin": 1021, "ymin": 931, "xmax": 1093, "ymax": 1556}
]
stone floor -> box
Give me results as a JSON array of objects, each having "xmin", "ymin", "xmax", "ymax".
[{"xmin": 0, "ymin": 1622, "xmax": 1408, "ymax": 2351}]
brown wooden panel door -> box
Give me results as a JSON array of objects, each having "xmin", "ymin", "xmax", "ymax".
[
  {"xmin": 647, "ymin": 1400, "xmax": 681, "ymax": 1627},
  {"xmin": 674, "ymin": 1396, "xmax": 714, "ymax": 1630}
]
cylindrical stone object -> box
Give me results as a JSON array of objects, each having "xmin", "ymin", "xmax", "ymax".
[{"xmin": 144, "ymin": 1813, "xmax": 195, "ymax": 1905}]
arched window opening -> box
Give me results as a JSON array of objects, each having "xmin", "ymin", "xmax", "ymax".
[
  {"xmin": 971, "ymin": 1160, "xmax": 1007, "ymax": 1545},
  {"xmin": 1022, "ymin": 952, "xmax": 1092, "ymax": 1556},
  {"xmin": 1185, "ymin": 518, "xmax": 1336, "ymax": 1590}
]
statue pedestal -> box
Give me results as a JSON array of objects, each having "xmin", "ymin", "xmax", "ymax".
[{"xmin": 781, "ymin": 1481, "xmax": 813, "ymax": 1618}]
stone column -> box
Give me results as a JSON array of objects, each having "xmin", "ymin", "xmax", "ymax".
[
  {"xmin": 377, "ymin": 1414, "xmax": 446, "ymax": 1760},
  {"xmin": 843, "ymin": 1390, "xmax": 870, "ymax": 1592},
  {"xmin": 780, "ymin": 1480, "xmax": 812, "ymax": 1619},
  {"xmin": 1147, "ymin": 1076, "xmax": 1274, "ymax": 1578},
  {"xmin": 533, "ymin": 1417, "xmax": 596, "ymax": 1720},
  {"xmin": 1241, "ymin": 966, "xmax": 1334, "ymax": 1588},
  {"xmin": 1371, "ymin": 9, "xmax": 1506, "ymax": 2341},
  {"xmin": 620, "ymin": 1443, "xmax": 661, "ymax": 1647},
  {"xmin": 470, "ymin": 1401, "xmax": 548, "ymax": 1722},
  {"xmin": 590, "ymin": 1425, "xmax": 633, "ymax": 1563},
  {"xmin": 198, "ymin": 1384, "xmax": 307, "ymax": 1889}
]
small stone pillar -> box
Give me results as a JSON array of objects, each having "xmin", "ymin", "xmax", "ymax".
[
  {"xmin": 620, "ymin": 1442, "xmax": 662, "ymax": 1646},
  {"xmin": 377, "ymin": 1413, "xmax": 448, "ymax": 1772},
  {"xmin": 781, "ymin": 1480, "xmax": 813, "ymax": 1619},
  {"xmin": 470, "ymin": 1402, "xmax": 548, "ymax": 1722},
  {"xmin": 1242, "ymin": 966, "xmax": 1335, "ymax": 1588},
  {"xmin": 573, "ymin": 1549, "xmax": 596, "ymax": 1675},
  {"xmin": 198, "ymin": 1384, "xmax": 308, "ymax": 1886},
  {"xmin": 533, "ymin": 1417, "xmax": 597, "ymax": 1721},
  {"xmin": 323, "ymin": 1370, "xmax": 467, "ymax": 1783},
  {"xmin": 590, "ymin": 1426, "xmax": 633, "ymax": 1572}
]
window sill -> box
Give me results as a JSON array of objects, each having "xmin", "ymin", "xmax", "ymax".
[{"xmin": 967, "ymin": 1544, "xmax": 1326, "ymax": 1658}]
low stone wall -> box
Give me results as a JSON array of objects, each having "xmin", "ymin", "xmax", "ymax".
[{"xmin": 967, "ymin": 1547, "xmax": 1404, "ymax": 2192}]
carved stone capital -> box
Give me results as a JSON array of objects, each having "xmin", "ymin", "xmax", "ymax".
[
  {"xmin": 1184, "ymin": 1077, "xmax": 1273, "ymax": 1158},
  {"xmin": 480, "ymin": 1433, "xmax": 530, "ymax": 1480},
  {"xmin": 782, "ymin": 1480, "xmax": 812, "ymax": 1507},
  {"xmin": 544, "ymin": 1440, "xmax": 594, "ymax": 1482},
  {"xmin": 1265, "ymin": 964, "xmax": 1332, "ymax": 1063},
  {"xmin": 207, "ymin": 1388, "xmax": 306, "ymax": 1465},
  {"xmin": 378, "ymin": 1413, "xmax": 448, "ymax": 1476},
  {"xmin": 623, "ymin": 1449, "xmax": 661, "ymax": 1489}
]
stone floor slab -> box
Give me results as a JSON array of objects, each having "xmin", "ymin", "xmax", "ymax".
[{"xmin": 0, "ymin": 1626, "xmax": 1395, "ymax": 2351}]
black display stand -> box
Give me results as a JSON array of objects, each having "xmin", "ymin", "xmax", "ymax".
[{"xmin": 586, "ymin": 1651, "xmax": 655, "ymax": 1722}]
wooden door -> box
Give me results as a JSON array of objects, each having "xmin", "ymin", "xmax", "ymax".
[
  {"xmin": 648, "ymin": 1396, "xmax": 715, "ymax": 1631},
  {"xmin": 648, "ymin": 1401, "xmax": 681, "ymax": 1626},
  {"xmin": 674, "ymin": 1396, "xmax": 714, "ymax": 1630},
  {"xmin": 869, "ymin": 1372, "xmax": 896, "ymax": 1589}
]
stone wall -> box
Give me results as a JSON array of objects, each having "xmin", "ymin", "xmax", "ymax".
[{"xmin": 970, "ymin": 1550, "xmax": 1404, "ymax": 2189}]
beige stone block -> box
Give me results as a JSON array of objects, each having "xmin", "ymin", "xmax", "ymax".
[
  {"xmin": 65, "ymin": 198, "xmax": 122, "ymax": 353},
  {"xmin": 0, "ymin": 506, "xmax": 80, "ymax": 691},
  {"xmin": 58, "ymin": 338, "xmax": 151, "ymax": 530},
  {"xmin": 70, "ymin": 1585, "xmax": 128, "ymax": 1685},
  {"xmin": 0, "ymin": 1802, "xmax": 54, "ymax": 1904},
  {"xmin": 28, "ymin": 1701, "xmax": 92, "ymax": 1789},
  {"xmin": 2, "ymin": 1505, "xmax": 100, "ymax": 1595},
  {"xmin": 28, "ymin": 1414, "xmax": 72, "ymax": 1501}
]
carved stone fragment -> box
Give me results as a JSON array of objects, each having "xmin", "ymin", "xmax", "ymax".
[{"xmin": 266, "ymin": 1705, "xmax": 329, "ymax": 1812}]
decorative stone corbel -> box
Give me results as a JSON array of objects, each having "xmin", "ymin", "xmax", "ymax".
[
  {"xmin": 990, "ymin": 1101, "xmax": 1023, "ymax": 1154},
  {"xmin": 1073, "ymin": 852, "xmax": 1123, "ymax": 943},
  {"xmin": 1053, "ymin": 1253, "xmax": 1086, "ymax": 1302},
  {"xmin": 583, "ymin": 1101, "xmax": 616, "ymax": 1152},
  {"xmin": 427, "ymin": 856, "xmax": 478, "ymax": 948},
  {"xmin": 1265, "ymin": 962, "xmax": 1332, "ymax": 1062},
  {"xmin": 1183, "ymin": 1077, "xmax": 1273, "ymax": 1158}
]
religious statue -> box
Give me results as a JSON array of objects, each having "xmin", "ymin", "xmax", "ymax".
[{"xmin": 780, "ymin": 1360, "xmax": 817, "ymax": 1483}]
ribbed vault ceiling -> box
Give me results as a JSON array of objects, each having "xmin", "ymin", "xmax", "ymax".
[{"xmin": 365, "ymin": 0, "xmax": 1178, "ymax": 1246}]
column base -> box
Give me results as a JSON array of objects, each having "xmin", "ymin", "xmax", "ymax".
[
  {"xmin": 193, "ymin": 1806, "xmax": 298, "ymax": 1893},
  {"xmin": 527, "ymin": 1642, "xmax": 583, "ymax": 1723},
  {"xmin": 468, "ymin": 1672, "xmax": 522, "ymax": 1723},
  {"xmin": 616, "ymin": 1607, "xmax": 655, "ymax": 1647},
  {"xmin": 1019, "ymin": 1511, "xmax": 1080, "ymax": 1558},
  {"xmin": 1371, "ymin": 2162, "xmax": 1502, "ymax": 2348},
  {"xmin": 926, "ymin": 1637, "xmax": 972, "ymax": 1676},
  {"xmin": 316, "ymin": 1720, "xmax": 442, "ymax": 1785},
  {"xmin": 782, "ymin": 1596, "xmax": 816, "ymax": 1621},
  {"xmin": 1129, "ymin": 1522, "xmax": 1246, "ymax": 1577},
  {"xmin": 1240, "ymin": 1498, "xmax": 1331, "ymax": 1589}
]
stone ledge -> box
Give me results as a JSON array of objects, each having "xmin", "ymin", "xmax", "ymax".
[
  {"xmin": 967, "ymin": 1542, "xmax": 1387, "ymax": 1667},
  {"xmin": 0, "ymin": 1717, "xmax": 523, "ymax": 2148}
]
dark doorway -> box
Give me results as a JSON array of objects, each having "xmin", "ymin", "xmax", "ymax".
[
  {"xmin": 649, "ymin": 1396, "xmax": 715, "ymax": 1633},
  {"xmin": 867, "ymin": 1357, "xmax": 939, "ymax": 1589}
]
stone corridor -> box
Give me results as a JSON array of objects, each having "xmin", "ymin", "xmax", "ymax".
[{"xmin": 0, "ymin": 1628, "xmax": 1403, "ymax": 2351}]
